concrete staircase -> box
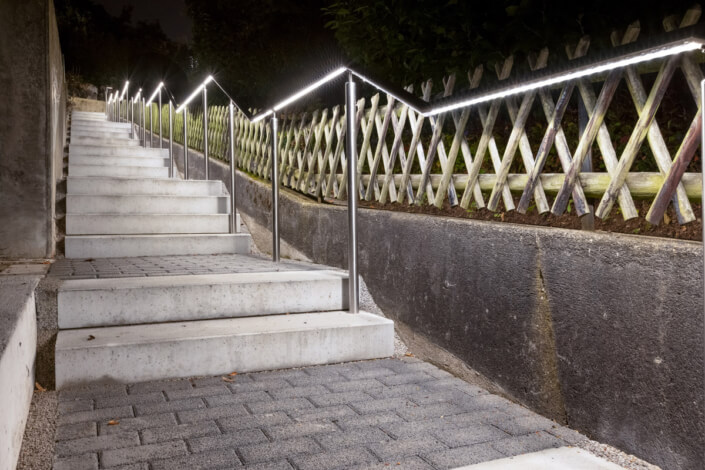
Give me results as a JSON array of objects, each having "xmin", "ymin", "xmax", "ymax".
[
  {"xmin": 55, "ymin": 111, "xmax": 394, "ymax": 389},
  {"xmin": 65, "ymin": 111, "xmax": 250, "ymax": 258}
]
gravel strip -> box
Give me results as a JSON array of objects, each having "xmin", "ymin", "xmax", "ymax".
[{"xmin": 17, "ymin": 389, "xmax": 57, "ymax": 470}]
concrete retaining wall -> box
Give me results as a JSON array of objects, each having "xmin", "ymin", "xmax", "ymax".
[
  {"xmin": 0, "ymin": 277, "xmax": 38, "ymax": 470},
  {"xmin": 71, "ymin": 97, "xmax": 106, "ymax": 113},
  {"xmin": 0, "ymin": 0, "xmax": 66, "ymax": 258}
]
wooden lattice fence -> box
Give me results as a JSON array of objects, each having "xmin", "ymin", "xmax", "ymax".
[{"xmin": 156, "ymin": 7, "xmax": 705, "ymax": 226}]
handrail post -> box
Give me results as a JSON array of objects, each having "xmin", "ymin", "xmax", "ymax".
[
  {"xmin": 130, "ymin": 98, "xmax": 134, "ymax": 139},
  {"xmin": 158, "ymin": 89, "xmax": 163, "ymax": 148},
  {"xmin": 149, "ymin": 103, "xmax": 154, "ymax": 148},
  {"xmin": 183, "ymin": 107, "xmax": 189, "ymax": 180},
  {"xmin": 168, "ymin": 100, "xmax": 174, "ymax": 178},
  {"xmin": 142, "ymin": 98, "xmax": 147, "ymax": 147},
  {"xmin": 203, "ymin": 86, "xmax": 209, "ymax": 180},
  {"xmin": 229, "ymin": 102, "xmax": 238, "ymax": 233},
  {"xmin": 271, "ymin": 113, "xmax": 280, "ymax": 262},
  {"xmin": 345, "ymin": 72, "xmax": 359, "ymax": 313}
]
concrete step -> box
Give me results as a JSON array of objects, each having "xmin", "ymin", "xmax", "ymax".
[
  {"xmin": 65, "ymin": 213, "xmax": 236, "ymax": 235},
  {"xmin": 66, "ymin": 194, "xmax": 230, "ymax": 214},
  {"xmin": 69, "ymin": 155, "xmax": 168, "ymax": 168},
  {"xmin": 71, "ymin": 128, "xmax": 132, "ymax": 137},
  {"xmin": 72, "ymin": 112, "xmax": 106, "ymax": 120},
  {"xmin": 58, "ymin": 270, "xmax": 348, "ymax": 328},
  {"xmin": 55, "ymin": 311, "xmax": 393, "ymax": 387},
  {"xmin": 70, "ymin": 135, "xmax": 140, "ymax": 146},
  {"xmin": 67, "ymin": 176, "xmax": 226, "ymax": 196},
  {"xmin": 69, "ymin": 144, "xmax": 168, "ymax": 158},
  {"xmin": 69, "ymin": 164, "xmax": 169, "ymax": 178},
  {"xmin": 72, "ymin": 121, "xmax": 131, "ymax": 130},
  {"xmin": 64, "ymin": 233, "xmax": 251, "ymax": 258}
]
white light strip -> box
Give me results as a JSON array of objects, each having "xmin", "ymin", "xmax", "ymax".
[
  {"xmin": 251, "ymin": 109, "xmax": 273, "ymax": 123},
  {"xmin": 134, "ymin": 88, "xmax": 142, "ymax": 101},
  {"xmin": 350, "ymin": 70, "xmax": 423, "ymax": 112},
  {"xmin": 119, "ymin": 81, "xmax": 129, "ymax": 100},
  {"xmin": 146, "ymin": 82, "xmax": 164, "ymax": 105},
  {"xmin": 424, "ymin": 40, "xmax": 702, "ymax": 116},
  {"xmin": 175, "ymin": 76, "xmax": 214, "ymax": 113},
  {"xmin": 271, "ymin": 67, "xmax": 347, "ymax": 112}
]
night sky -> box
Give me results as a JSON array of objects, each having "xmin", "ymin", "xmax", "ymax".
[{"xmin": 94, "ymin": 0, "xmax": 192, "ymax": 43}]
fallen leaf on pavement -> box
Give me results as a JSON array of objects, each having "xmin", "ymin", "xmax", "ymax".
[
  {"xmin": 35, "ymin": 382, "xmax": 46, "ymax": 392},
  {"xmin": 222, "ymin": 377, "xmax": 235, "ymax": 383},
  {"xmin": 107, "ymin": 420, "xmax": 119, "ymax": 426}
]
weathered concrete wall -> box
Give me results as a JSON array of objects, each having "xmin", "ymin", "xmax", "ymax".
[
  {"xmin": 71, "ymin": 97, "xmax": 106, "ymax": 113},
  {"xmin": 0, "ymin": 0, "xmax": 65, "ymax": 258},
  {"xmin": 222, "ymin": 169, "xmax": 703, "ymax": 470}
]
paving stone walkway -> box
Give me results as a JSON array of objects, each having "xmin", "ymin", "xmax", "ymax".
[{"xmin": 53, "ymin": 357, "xmax": 587, "ymax": 470}]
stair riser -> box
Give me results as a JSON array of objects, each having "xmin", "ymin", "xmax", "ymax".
[
  {"xmin": 64, "ymin": 234, "xmax": 250, "ymax": 258},
  {"xmin": 71, "ymin": 129, "xmax": 132, "ymax": 137},
  {"xmin": 65, "ymin": 214, "xmax": 236, "ymax": 235},
  {"xmin": 71, "ymin": 122, "xmax": 131, "ymax": 130},
  {"xmin": 69, "ymin": 165, "xmax": 169, "ymax": 178},
  {"xmin": 70, "ymin": 137, "xmax": 140, "ymax": 146},
  {"xmin": 67, "ymin": 177, "xmax": 225, "ymax": 196},
  {"xmin": 70, "ymin": 145, "xmax": 168, "ymax": 158},
  {"xmin": 69, "ymin": 156, "xmax": 168, "ymax": 168},
  {"xmin": 59, "ymin": 271, "xmax": 348, "ymax": 328},
  {"xmin": 55, "ymin": 313, "xmax": 394, "ymax": 387},
  {"xmin": 66, "ymin": 195, "xmax": 230, "ymax": 214},
  {"xmin": 66, "ymin": 214, "xmax": 234, "ymax": 235}
]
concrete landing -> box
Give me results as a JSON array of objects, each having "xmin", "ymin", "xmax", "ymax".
[{"xmin": 454, "ymin": 447, "xmax": 625, "ymax": 469}]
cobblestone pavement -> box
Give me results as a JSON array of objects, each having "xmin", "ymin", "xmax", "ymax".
[
  {"xmin": 48, "ymin": 254, "xmax": 326, "ymax": 280},
  {"xmin": 53, "ymin": 357, "xmax": 589, "ymax": 470}
]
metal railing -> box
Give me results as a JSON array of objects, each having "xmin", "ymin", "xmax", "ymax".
[{"xmin": 104, "ymin": 23, "xmax": 705, "ymax": 317}]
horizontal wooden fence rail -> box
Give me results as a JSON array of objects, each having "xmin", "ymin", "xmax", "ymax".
[{"xmin": 155, "ymin": 7, "xmax": 705, "ymax": 227}]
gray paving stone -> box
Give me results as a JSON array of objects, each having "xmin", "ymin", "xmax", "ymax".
[
  {"xmin": 264, "ymin": 420, "xmax": 338, "ymax": 440},
  {"xmin": 347, "ymin": 456, "xmax": 434, "ymax": 470},
  {"xmin": 308, "ymin": 391, "xmax": 371, "ymax": 407},
  {"xmin": 287, "ymin": 374, "xmax": 345, "ymax": 387},
  {"xmin": 380, "ymin": 416, "xmax": 460, "ymax": 439},
  {"xmin": 241, "ymin": 461, "xmax": 292, "ymax": 470},
  {"xmin": 334, "ymin": 411, "xmax": 403, "ymax": 430},
  {"xmin": 491, "ymin": 414, "xmax": 559, "ymax": 436},
  {"xmin": 490, "ymin": 432, "xmax": 564, "ymax": 457},
  {"xmin": 377, "ymin": 373, "xmax": 435, "ymax": 387},
  {"xmin": 228, "ymin": 379, "xmax": 292, "ymax": 393},
  {"xmin": 142, "ymin": 420, "xmax": 221, "ymax": 444},
  {"xmin": 340, "ymin": 367, "xmax": 396, "ymax": 380},
  {"xmin": 59, "ymin": 406, "xmax": 134, "ymax": 426},
  {"xmin": 98, "ymin": 413, "xmax": 177, "ymax": 435},
  {"xmin": 368, "ymin": 436, "xmax": 447, "ymax": 461},
  {"xmin": 95, "ymin": 392, "xmax": 164, "ymax": 409},
  {"xmin": 150, "ymin": 447, "xmax": 242, "ymax": 470},
  {"xmin": 423, "ymin": 378, "xmax": 488, "ymax": 397},
  {"xmin": 59, "ymin": 384, "xmax": 127, "ymax": 401},
  {"xmin": 55, "ymin": 431, "xmax": 139, "ymax": 457},
  {"xmin": 245, "ymin": 397, "xmax": 313, "ymax": 414},
  {"xmin": 58, "ymin": 399, "xmax": 94, "ymax": 414},
  {"xmin": 249, "ymin": 369, "xmax": 309, "ymax": 381},
  {"xmin": 218, "ymin": 412, "xmax": 291, "ymax": 432},
  {"xmin": 178, "ymin": 403, "xmax": 249, "ymax": 423},
  {"xmin": 547, "ymin": 426, "xmax": 590, "ymax": 446},
  {"xmin": 349, "ymin": 397, "xmax": 418, "ymax": 415},
  {"xmin": 192, "ymin": 375, "xmax": 253, "ymax": 387},
  {"xmin": 269, "ymin": 385, "xmax": 329, "ymax": 399},
  {"xmin": 460, "ymin": 394, "xmax": 517, "ymax": 412},
  {"xmin": 102, "ymin": 464, "xmax": 148, "ymax": 470},
  {"xmin": 239, "ymin": 437, "xmax": 321, "ymax": 464},
  {"xmin": 165, "ymin": 385, "xmax": 231, "ymax": 401},
  {"xmin": 56, "ymin": 421, "xmax": 97, "ymax": 441},
  {"xmin": 289, "ymin": 405, "xmax": 357, "ymax": 422},
  {"xmin": 205, "ymin": 390, "xmax": 272, "ymax": 407},
  {"xmin": 101, "ymin": 440, "xmax": 188, "ymax": 468},
  {"xmin": 432, "ymin": 424, "xmax": 509, "ymax": 447},
  {"xmin": 53, "ymin": 453, "xmax": 98, "ymax": 470},
  {"xmin": 128, "ymin": 379, "xmax": 193, "ymax": 395},
  {"xmin": 423, "ymin": 442, "xmax": 505, "ymax": 469},
  {"xmin": 314, "ymin": 426, "xmax": 390, "ymax": 450},
  {"xmin": 188, "ymin": 428, "xmax": 268, "ymax": 453},
  {"xmin": 305, "ymin": 363, "xmax": 360, "ymax": 376},
  {"xmin": 367, "ymin": 384, "xmax": 428, "ymax": 399},
  {"xmin": 291, "ymin": 447, "xmax": 378, "ymax": 470},
  {"xmin": 326, "ymin": 379, "xmax": 386, "ymax": 393},
  {"xmin": 396, "ymin": 402, "xmax": 466, "ymax": 421},
  {"xmin": 134, "ymin": 398, "xmax": 204, "ymax": 416},
  {"xmin": 408, "ymin": 389, "xmax": 474, "ymax": 406}
]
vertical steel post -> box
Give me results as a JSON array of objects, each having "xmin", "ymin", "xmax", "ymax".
[
  {"xmin": 169, "ymin": 101, "xmax": 174, "ymax": 178},
  {"xmin": 701, "ymin": 79, "xmax": 704, "ymax": 410},
  {"xmin": 149, "ymin": 104, "xmax": 154, "ymax": 148},
  {"xmin": 271, "ymin": 114, "xmax": 280, "ymax": 262},
  {"xmin": 345, "ymin": 72, "xmax": 359, "ymax": 313},
  {"xmin": 183, "ymin": 108, "xmax": 189, "ymax": 180},
  {"xmin": 142, "ymin": 98, "xmax": 146, "ymax": 147},
  {"xmin": 130, "ymin": 98, "xmax": 134, "ymax": 139},
  {"xmin": 229, "ymin": 102, "xmax": 238, "ymax": 233},
  {"xmin": 158, "ymin": 90, "xmax": 163, "ymax": 148},
  {"xmin": 203, "ymin": 87, "xmax": 209, "ymax": 180}
]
